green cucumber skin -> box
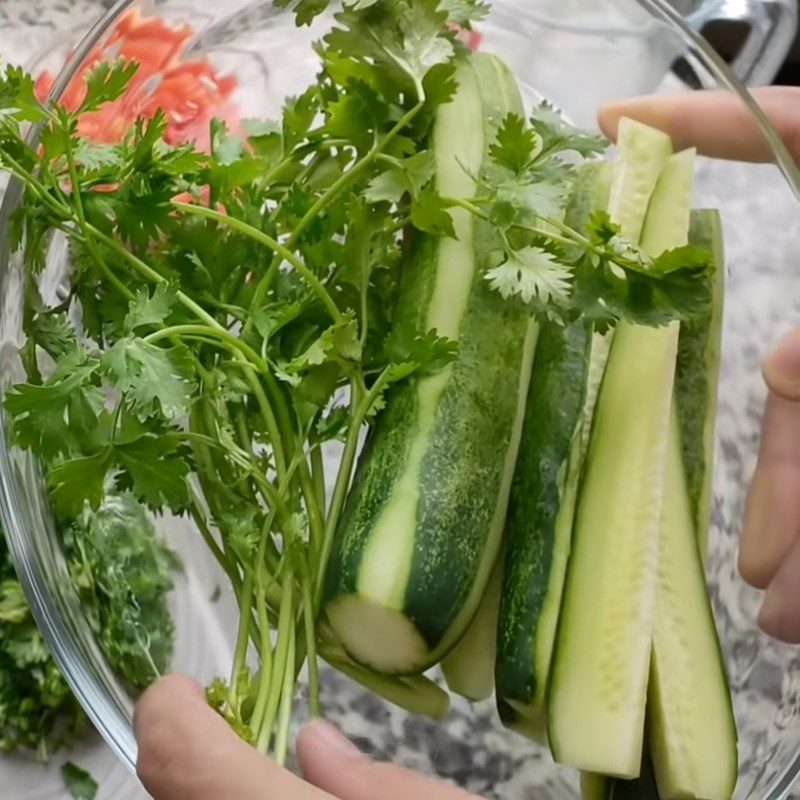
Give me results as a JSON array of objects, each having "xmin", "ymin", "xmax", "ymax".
[
  {"xmin": 403, "ymin": 269, "xmax": 534, "ymax": 647},
  {"xmin": 675, "ymin": 210, "xmax": 725, "ymax": 556},
  {"xmin": 496, "ymin": 320, "xmax": 591, "ymax": 708},
  {"xmin": 496, "ymin": 162, "xmax": 610, "ymax": 724},
  {"xmin": 324, "ymin": 53, "xmax": 534, "ymax": 661}
]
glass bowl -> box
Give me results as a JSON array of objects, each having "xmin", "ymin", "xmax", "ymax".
[{"xmin": 0, "ymin": 1, "xmax": 799, "ymax": 798}]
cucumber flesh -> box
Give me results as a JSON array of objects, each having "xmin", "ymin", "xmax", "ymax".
[
  {"xmin": 442, "ymin": 552, "xmax": 504, "ymax": 702},
  {"xmin": 608, "ymin": 119, "xmax": 673, "ymax": 243},
  {"xmin": 548, "ymin": 146, "xmax": 696, "ymax": 777},
  {"xmin": 648, "ymin": 404, "xmax": 738, "ymax": 800}
]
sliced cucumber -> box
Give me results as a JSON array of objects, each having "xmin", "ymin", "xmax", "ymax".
[
  {"xmin": 548, "ymin": 146, "xmax": 696, "ymax": 778},
  {"xmin": 608, "ymin": 119, "xmax": 673, "ymax": 244},
  {"xmin": 648, "ymin": 403, "xmax": 738, "ymax": 800},
  {"xmin": 441, "ymin": 552, "xmax": 504, "ymax": 702},
  {"xmin": 323, "ymin": 53, "xmax": 538, "ymax": 675},
  {"xmin": 676, "ymin": 210, "xmax": 726, "ymax": 557},
  {"xmin": 495, "ymin": 162, "xmax": 611, "ymax": 736}
]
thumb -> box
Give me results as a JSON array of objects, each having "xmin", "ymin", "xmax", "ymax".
[
  {"xmin": 762, "ymin": 327, "xmax": 800, "ymax": 402},
  {"xmin": 297, "ymin": 720, "xmax": 480, "ymax": 800}
]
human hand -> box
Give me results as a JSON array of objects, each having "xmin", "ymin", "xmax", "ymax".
[
  {"xmin": 134, "ymin": 675, "xmax": 481, "ymax": 800},
  {"xmin": 599, "ymin": 88, "xmax": 800, "ymax": 643}
]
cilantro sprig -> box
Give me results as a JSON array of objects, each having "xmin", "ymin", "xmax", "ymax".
[{"xmin": 0, "ymin": 0, "xmax": 711, "ymax": 760}]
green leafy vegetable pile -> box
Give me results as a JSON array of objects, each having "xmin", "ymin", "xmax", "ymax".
[
  {"xmin": 0, "ymin": 493, "xmax": 176, "ymax": 763},
  {"xmin": 0, "ymin": 0, "xmax": 710, "ymax": 763}
]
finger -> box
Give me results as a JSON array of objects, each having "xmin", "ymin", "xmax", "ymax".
[
  {"xmin": 739, "ymin": 391, "xmax": 800, "ymax": 589},
  {"xmin": 297, "ymin": 720, "xmax": 479, "ymax": 800},
  {"xmin": 759, "ymin": 536, "xmax": 800, "ymax": 643},
  {"xmin": 134, "ymin": 675, "xmax": 333, "ymax": 800},
  {"xmin": 598, "ymin": 86, "xmax": 800, "ymax": 163},
  {"xmin": 762, "ymin": 327, "xmax": 800, "ymax": 402}
]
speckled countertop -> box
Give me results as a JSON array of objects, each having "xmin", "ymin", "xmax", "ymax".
[{"xmin": 0, "ymin": 2, "xmax": 798, "ymax": 799}]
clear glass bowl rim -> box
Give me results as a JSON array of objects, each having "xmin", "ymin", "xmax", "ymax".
[{"xmin": 0, "ymin": 0, "xmax": 797, "ymax": 796}]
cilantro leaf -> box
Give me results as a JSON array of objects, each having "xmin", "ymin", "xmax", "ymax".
[
  {"xmin": 486, "ymin": 245, "xmax": 572, "ymax": 306},
  {"xmin": 102, "ymin": 338, "xmax": 196, "ymax": 421},
  {"xmin": 495, "ymin": 178, "xmax": 570, "ymax": 223},
  {"xmin": 78, "ymin": 60, "xmax": 138, "ymax": 115},
  {"xmin": 399, "ymin": 0, "xmax": 455, "ymax": 84},
  {"xmin": 490, "ymin": 114, "xmax": 537, "ymax": 174},
  {"xmin": 651, "ymin": 245, "xmax": 713, "ymax": 276},
  {"xmin": 439, "ymin": 0, "xmax": 489, "ymax": 26},
  {"xmin": 0, "ymin": 65, "xmax": 47, "ymax": 123},
  {"xmin": 114, "ymin": 436, "xmax": 191, "ymax": 513},
  {"xmin": 364, "ymin": 151, "xmax": 435, "ymax": 203},
  {"xmin": 61, "ymin": 763, "xmax": 98, "ymax": 800},
  {"xmin": 24, "ymin": 308, "xmax": 75, "ymax": 360},
  {"xmin": 385, "ymin": 323, "xmax": 458, "ymax": 377},
  {"xmin": 4, "ymin": 350, "xmax": 101, "ymax": 458},
  {"xmin": 64, "ymin": 493, "xmax": 178, "ymax": 691},
  {"xmin": 410, "ymin": 187, "xmax": 455, "ymax": 237},
  {"xmin": 326, "ymin": 0, "xmax": 454, "ymax": 96},
  {"xmin": 48, "ymin": 451, "xmax": 111, "ymax": 519},
  {"xmin": 530, "ymin": 101, "xmax": 608, "ymax": 158},
  {"xmin": 124, "ymin": 285, "xmax": 177, "ymax": 333}
]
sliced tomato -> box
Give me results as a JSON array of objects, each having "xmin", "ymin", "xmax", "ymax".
[{"xmin": 35, "ymin": 9, "xmax": 239, "ymax": 150}]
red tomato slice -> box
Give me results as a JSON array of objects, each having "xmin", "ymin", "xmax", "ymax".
[{"xmin": 35, "ymin": 9, "xmax": 239, "ymax": 151}]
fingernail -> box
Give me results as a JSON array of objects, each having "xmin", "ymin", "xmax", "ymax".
[
  {"xmin": 763, "ymin": 328, "xmax": 800, "ymax": 400},
  {"xmin": 303, "ymin": 720, "xmax": 362, "ymax": 759}
]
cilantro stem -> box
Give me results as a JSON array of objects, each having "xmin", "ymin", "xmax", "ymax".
[
  {"xmin": 310, "ymin": 443, "xmax": 326, "ymax": 512},
  {"xmin": 255, "ymin": 577, "xmax": 293, "ymax": 754},
  {"xmin": 273, "ymin": 629, "xmax": 296, "ymax": 767},
  {"xmin": 229, "ymin": 571, "xmax": 255, "ymax": 712},
  {"xmin": 314, "ymin": 367, "xmax": 394, "ymax": 609},
  {"xmin": 61, "ymin": 131, "xmax": 136, "ymax": 303},
  {"xmin": 246, "ymin": 101, "xmax": 425, "ymax": 330},
  {"xmin": 144, "ymin": 325, "xmax": 269, "ymax": 374},
  {"xmin": 286, "ymin": 101, "xmax": 425, "ymax": 251},
  {"xmin": 172, "ymin": 202, "xmax": 343, "ymax": 325},
  {"xmin": 446, "ymin": 196, "xmax": 489, "ymax": 221},
  {"xmin": 0, "ymin": 152, "xmax": 71, "ymax": 219},
  {"xmin": 301, "ymin": 569, "xmax": 320, "ymax": 718},
  {"xmin": 188, "ymin": 494, "xmax": 242, "ymax": 596},
  {"xmin": 250, "ymin": 564, "xmax": 274, "ymax": 739}
]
